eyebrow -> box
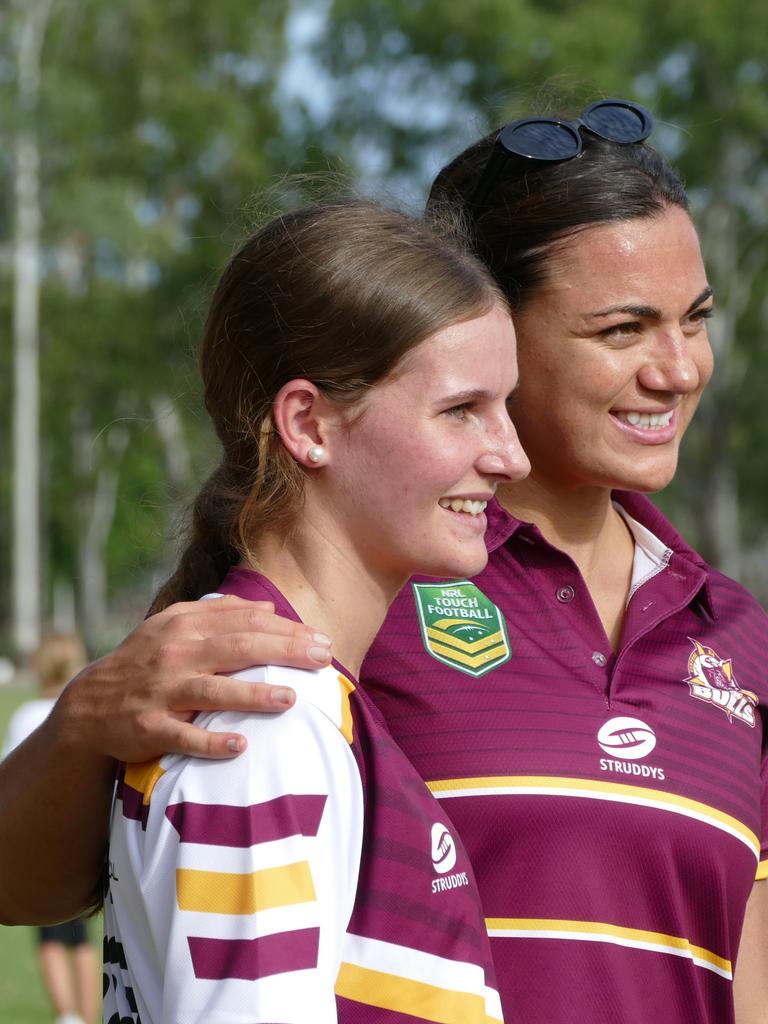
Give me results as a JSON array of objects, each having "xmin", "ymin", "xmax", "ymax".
[
  {"xmin": 435, "ymin": 384, "xmax": 518, "ymax": 408},
  {"xmin": 436, "ymin": 388, "xmax": 493, "ymax": 407},
  {"xmin": 586, "ymin": 286, "xmax": 715, "ymax": 321}
]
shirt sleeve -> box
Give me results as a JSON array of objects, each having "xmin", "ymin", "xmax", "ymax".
[
  {"xmin": 757, "ymin": 741, "xmax": 768, "ymax": 880},
  {"xmin": 136, "ymin": 699, "xmax": 364, "ymax": 1024},
  {"xmin": 1, "ymin": 701, "xmax": 52, "ymax": 757},
  {"xmin": 0, "ymin": 710, "xmax": 18, "ymax": 757}
]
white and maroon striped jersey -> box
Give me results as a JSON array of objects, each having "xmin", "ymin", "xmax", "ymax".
[{"xmin": 103, "ymin": 572, "xmax": 503, "ymax": 1024}]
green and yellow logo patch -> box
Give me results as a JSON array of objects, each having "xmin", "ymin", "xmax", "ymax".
[{"xmin": 411, "ymin": 581, "xmax": 511, "ymax": 678}]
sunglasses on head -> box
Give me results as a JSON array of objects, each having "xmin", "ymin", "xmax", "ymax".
[{"xmin": 469, "ymin": 98, "xmax": 654, "ymax": 213}]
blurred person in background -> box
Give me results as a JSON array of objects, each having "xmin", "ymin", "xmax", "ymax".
[
  {"xmin": 2, "ymin": 633, "xmax": 100, "ymax": 1024},
  {"xmin": 1, "ymin": 98, "xmax": 767, "ymax": 1024}
]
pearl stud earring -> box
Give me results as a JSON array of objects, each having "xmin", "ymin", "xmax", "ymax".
[{"xmin": 307, "ymin": 445, "xmax": 325, "ymax": 464}]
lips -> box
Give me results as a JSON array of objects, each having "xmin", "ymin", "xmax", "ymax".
[
  {"xmin": 437, "ymin": 498, "xmax": 488, "ymax": 516},
  {"xmin": 614, "ymin": 409, "xmax": 674, "ymax": 430},
  {"xmin": 610, "ymin": 407, "xmax": 678, "ymax": 445}
]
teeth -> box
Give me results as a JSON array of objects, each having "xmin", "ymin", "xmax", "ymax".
[
  {"xmin": 619, "ymin": 410, "xmax": 673, "ymax": 429},
  {"xmin": 438, "ymin": 498, "xmax": 488, "ymax": 516}
]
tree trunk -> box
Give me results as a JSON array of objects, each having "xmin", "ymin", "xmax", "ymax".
[
  {"xmin": 11, "ymin": 0, "xmax": 53, "ymax": 659},
  {"xmin": 151, "ymin": 394, "xmax": 192, "ymax": 495},
  {"xmin": 73, "ymin": 410, "xmax": 129, "ymax": 655},
  {"xmin": 689, "ymin": 131, "xmax": 761, "ymax": 581}
]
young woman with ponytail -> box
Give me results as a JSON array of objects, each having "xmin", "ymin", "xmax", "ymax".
[{"xmin": 101, "ymin": 198, "xmax": 528, "ymax": 1023}]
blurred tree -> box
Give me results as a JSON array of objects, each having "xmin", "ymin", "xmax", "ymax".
[
  {"xmin": 3, "ymin": 0, "xmax": 766, "ymax": 658},
  {"xmin": 3, "ymin": 0, "xmax": 293, "ymax": 654},
  {"xmin": 635, "ymin": 0, "xmax": 768, "ymax": 589},
  {"xmin": 11, "ymin": 0, "xmax": 52, "ymax": 658}
]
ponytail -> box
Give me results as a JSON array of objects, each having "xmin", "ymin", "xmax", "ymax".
[{"xmin": 149, "ymin": 464, "xmax": 240, "ymax": 614}]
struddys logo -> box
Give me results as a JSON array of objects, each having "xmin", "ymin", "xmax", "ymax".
[
  {"xmin": 597, "ymin": 716, "xmax": 665, "ymax": 781},
  {"xmin": 430, "ymin": 823, "xmax": 469, "ymax": 895},
  {"xmin": 685, "ymin": 638, "xmax": 758, "ymax": 727}
]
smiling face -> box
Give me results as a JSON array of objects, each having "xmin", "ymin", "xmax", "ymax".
[
  {"xmin": 507, "ymin": 205, "xmax": 714, "ymax": 495},
  {"xmin": 316, "ymin": 303, "xmax": 530, "ymax": 588}
]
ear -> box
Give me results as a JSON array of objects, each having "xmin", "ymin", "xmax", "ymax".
[{"xmin": 272, "ymin": 379, "xmax": 335, "ymax": 468}]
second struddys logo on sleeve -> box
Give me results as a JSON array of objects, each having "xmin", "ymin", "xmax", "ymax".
[{"xmin": 412, "ymin": 581, "xmax": 511, "ymax": 677}]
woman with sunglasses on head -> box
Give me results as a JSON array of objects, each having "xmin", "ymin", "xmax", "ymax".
[
  {"xmin": 101, "ymin": 198, "xmax": 525, "ymax": 1024},
  {"xmin": 2, "ymin": 100, "xmax": 766, "ymax": 1024},
  {"xmin": 359, "ymin": 99, "xmax": 767, "ymax": 1024}
]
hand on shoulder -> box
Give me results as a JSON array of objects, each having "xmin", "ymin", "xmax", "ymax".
[{"xmin": 50, "ymin": 596, "xmax": 333, "ymax": 762}]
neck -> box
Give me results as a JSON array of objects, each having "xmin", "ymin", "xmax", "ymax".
[
  {"xmin": 248, "ymin": 517, "xmax": 404, "ymax": 678},
  {"xmin": 496, "ymin": 475, "xmax": 632, "ymax": 581},
  {"xmin": 498, "ymin": 474, "xmax": 636, "ymax": 651}
]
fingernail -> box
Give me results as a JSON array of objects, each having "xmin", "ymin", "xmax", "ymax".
[
  {"xmin": 312, "ymin": 632, "xmax": 332, "ymax": 646},
  {"xmin": 271, "ymin": 687, "xmax": 294, "ymax": 706},
  {"xmin": 309, "ymin": 645, "xmax": 332, "ymax": 663},
  {"xmin": 226, "ymin": 738, "xmax": 245, "ymax": 753}
]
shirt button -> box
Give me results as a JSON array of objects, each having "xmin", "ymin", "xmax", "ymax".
[
  {"xmin": 592, "ymin": 651, "xmax": 607, "ymax": 667},
  {"xmin": 556, "ymin": 585, "xmax": 575, "ymax": 603}
]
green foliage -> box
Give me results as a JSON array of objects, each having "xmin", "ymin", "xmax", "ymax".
[
  {"xmin": 0, "ymin": 923, "xmax": 51, "ymax": 1024},
  {"xmin": 1, "ymin": 0, "xmax": 301, "ymax": 643},
  {"xmin": 2, "ymin": 0, "xmax": 767, "ymax": 647}
]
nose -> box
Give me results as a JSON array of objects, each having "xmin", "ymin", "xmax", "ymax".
[
  {"xmin": 637, "ymin": 328, "xmax": 710, "ymax": 395},
  {"xmin": 476, "ymin": 414, "xmax": 531, "ymax": 483}
]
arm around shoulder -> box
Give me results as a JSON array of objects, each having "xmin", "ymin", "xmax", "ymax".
[
  {"xmin": 0, "ymin": 681, "xmax": 115, "ymax": 924},
  {"xmin": 0, "ymin": 596, "xmax": 328, "ymax": 925}
]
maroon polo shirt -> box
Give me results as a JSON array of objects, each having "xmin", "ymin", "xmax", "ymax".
[{"xmin": 362, "ymin": 491, "xmax": 768, "ymax": 1024}]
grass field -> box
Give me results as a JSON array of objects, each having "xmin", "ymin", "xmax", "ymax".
[{"xmin": 0, "ymin": 685, "xmax": 102, "ymax": 1024}]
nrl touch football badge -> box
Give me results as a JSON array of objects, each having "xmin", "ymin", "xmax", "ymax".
[{"xmin": 412, "ymin": 581, "xmax": 511, "ymax": 678}]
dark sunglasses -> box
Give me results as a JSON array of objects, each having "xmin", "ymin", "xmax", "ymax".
[{"xmin": 469, "ymin": 98, "xmax": 654, "ymax": 213}]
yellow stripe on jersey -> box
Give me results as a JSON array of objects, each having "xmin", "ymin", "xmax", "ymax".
[
  {"xmin": 338, "ymin": 673, "xmax": 356, "ymax": 745},
  {"xmin": 176, "ymin": 861, "xmax": 316, "ymax": 915},
  {"xmin": 335, "ymin": 963, "xmax": 502, "ymax": 1024},
  {"xmin": 123, "ymin": 760, "xmax": 165, "ymax": 805},
  {"xmin": 427, "ymin": 640, "xmax": 510, "ymax": 670},
  {"xmin": 756, "ymin": 860, "xmax": 768, "ymax": 881},
  {"xmin": 486, "ymin": 917, "xmax": 732, "ymax": 980},
  {"xmin": 426, "ymin": 775, "xmax": 760, "ymax": 860},
  {"xmin": 427, "ymin": 624, "xmax": 506, "ymax": 655}
]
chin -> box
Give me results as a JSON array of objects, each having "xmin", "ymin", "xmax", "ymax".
[
  {"xmin": 624, "ymin": 465, "xmax": 679, "ymax": 494},
  {"xmin": 426, "ymin": 552, "xmax": 489, "ymax": 581},
  {"xmin": 606, "ymin": 452, "xmax": 680, "ymax": 494}
]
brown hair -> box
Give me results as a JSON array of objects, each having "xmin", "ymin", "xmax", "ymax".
[
  {"xmin": 150, "ymin": 199, "xmax": 504, "ymax": 612},
  {"xmin": 426, "ymin": 108, "xmax": 689, "ymax": 311}
]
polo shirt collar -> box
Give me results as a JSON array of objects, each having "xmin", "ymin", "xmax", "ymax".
[
  {"xmin": 613, "ymin": 501, "xmax": 672, "ymax": 600},
  {"xmin": 485, "ymin": 490, "xmax": 717, "ymax": 620},
  {"xmin": 484, "ymin": 497, "xmax": 524, "ymax": 552}
]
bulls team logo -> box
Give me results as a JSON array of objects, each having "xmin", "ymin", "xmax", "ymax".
[
  {"xmin": 684, "ymin": 638, "xmax": 758, "ymax": 727},
  {"xmin": 412, "ymin": 581, "xmax": 511, "ymax": 677}
]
